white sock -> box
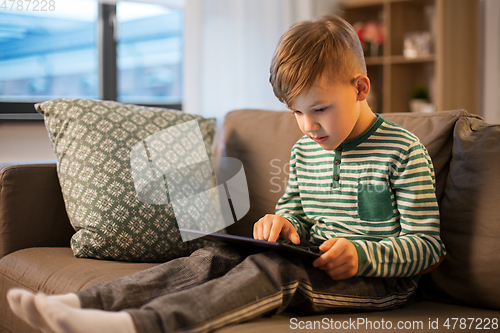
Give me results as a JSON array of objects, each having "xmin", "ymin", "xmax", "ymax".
[
  {"xmin": 7, "ymin": 288, "xmax": 80, "ymax": 333},
  {"xmin": 34, "ymin": 293, "xmax": 137, "ymax": 333}
]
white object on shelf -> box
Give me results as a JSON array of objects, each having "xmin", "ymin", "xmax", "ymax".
[{"xmin": 409, "ymin": 99, "xmax": 435, "ymax": 113}]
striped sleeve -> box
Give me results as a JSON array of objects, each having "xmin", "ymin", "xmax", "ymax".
[
  {"xmin": 275, "ymin": 144, "xmax": 314, "ymax": 241},
  {"xmin": 352, "ymin": 140, "xmax": 446, "ymax": 277}
]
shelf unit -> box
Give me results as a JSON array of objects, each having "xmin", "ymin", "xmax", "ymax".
[{"xmin": 341, "ymin": 0, "xmax": 480, "ymax": 114}]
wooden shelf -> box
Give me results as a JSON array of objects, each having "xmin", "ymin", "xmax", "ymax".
[
  {"xmin": 342, "ymin": 0, "xmax": 384, "ymax": 9},
  {"xmin": 341, "ymin": 0, "xmax": 480, "ymax": 114},
  {"xmin": 365, "ymin": 55, "xmax": 435, "ymax": 65},
  {"xmin": 389, "ymin": 55, "xmax": 435, "ymax": 64},
  {"xmin": 364, "ymin": 56, "xmax": 385, "ymax": 65}
]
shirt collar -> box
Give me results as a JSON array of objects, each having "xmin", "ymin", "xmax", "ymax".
[{"xmin": 338, "ymin": 114, "xmax": 384, "ymax": 152}]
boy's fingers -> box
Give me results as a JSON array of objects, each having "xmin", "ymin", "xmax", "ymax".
[
  {"xmin": 254, "ymin": 215, "xmax": 300, "ymax": 244},
  {"xmin": 315, "ymin": 254, "xmax": 349, "ymax": 271},
  {"xmin": 319, "ymin": 238, "xmax": 338, "ymax": 251},
  {"xmin": 314, "ymin": 254, "xmax": 342, "ymax": 270},
  {"xmin": 253, "ymin": 218, "xmax": 266, "ymax": 240},
  {"xmin": 262, "ymin": 216, "xmax": 275, "ymax": 240},
  {"xmin": 282, "ymin": 223, "xmax": 300, "ymax": 244},
  {"xmin": 313, "ymin": 239, "xmax": 359, "ymax": 280},
  {"xmin": 325, "ymin": 262, "xmax": 356, "ymax": 280},
  {"xmin": 313, "ymin": 239, "xmax": 341, "ymax": 267},
  {"xmin": 253, "ymin": 220, "xmax": 259, "ymax": 239},
  {"xmin": 256, "ymin": 225, "xmax": 263, "ymax": 240},
  {"xmin": 262, "ymin": 220, "xmax": 270, "ymax": 240},
  {"xmin": 268, "ymin": 216, "xmax": 285, "ymax": 242}
]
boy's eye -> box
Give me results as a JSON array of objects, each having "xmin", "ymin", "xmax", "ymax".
[{"xmin": 314, "ymin": 107, "xmax": 327, "ymax": 113}]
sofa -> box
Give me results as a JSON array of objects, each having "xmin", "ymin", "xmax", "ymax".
[{"xmin": 1, "ymin": 108, "xmax": 499, "ymax": 333}]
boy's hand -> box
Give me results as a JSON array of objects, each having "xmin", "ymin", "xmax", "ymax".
[
  {"xmin": 313, "ymin": 238, "xmax": 359, "ymax": 280},
  {"xmin": 253, "ymin": 214, "xmax": 300, "ymax": 244}
]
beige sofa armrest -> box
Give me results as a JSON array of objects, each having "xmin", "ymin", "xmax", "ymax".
[{"xmin": 0, "ymin": 161, "xmax": 74, "ymax": 258}]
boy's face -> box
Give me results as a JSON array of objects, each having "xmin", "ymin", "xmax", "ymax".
[{"xmin": 289, "ymin": 74, "xmax": 369, "ymax": 151}]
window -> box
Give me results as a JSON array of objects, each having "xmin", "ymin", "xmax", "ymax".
[
  {"xmin": 0, "ymin": 0, "xmax": 183, "ymax": 119},
  {"xmin": 117, "ymin": 2, "xmax": 182, "ymax": 105},
  {"xmin": 0, "ymin": 0, "xmax": 98, "ymax": 101}
]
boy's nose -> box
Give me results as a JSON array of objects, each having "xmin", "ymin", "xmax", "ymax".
[{"xmin": 303, "ymin": 115, "xmax": 320, "ymax": 132}]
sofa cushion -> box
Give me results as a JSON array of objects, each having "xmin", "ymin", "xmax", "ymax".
[
  {"xmin": 215, "ymin": 301, "xmax": 500, "ymax": 333},
  {"xmin": 36, "ymin": 99, "xmax": 215, "ymax": 262},
  {"xmin": 213, "ymin": 109, "xmax": 303, "ymax": 237},
  {"xmin": 421, "ymin": 115, "xmax": 500, "ymax": 310},
  {"xmin": 2, "ymin": 249, "xmax": 499, "ymax": 333},
  {"xmin": 0, "ymin": 247, "xmax": 159, "ymax": 333},
  {"xmin": 381, "ymin": 110, "xmax": 467, "ymax": 203},
  {"xmin": 0, "ymin": 248, "xmax": 158, "ymax": 294}
]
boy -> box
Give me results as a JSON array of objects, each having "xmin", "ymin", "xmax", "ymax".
[{"xmin": 7, "ymin": 15, "xmax": 445, "ymax": 333}]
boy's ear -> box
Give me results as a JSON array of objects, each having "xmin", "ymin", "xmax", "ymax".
[{"xmin": 353, "ymin": 75, "xmax": 370, "ymax": 101}]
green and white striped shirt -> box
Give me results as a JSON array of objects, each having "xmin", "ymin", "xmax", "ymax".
[{"xmin": 275, "ymin": 115, "xmax": 446, "ymax": 277}]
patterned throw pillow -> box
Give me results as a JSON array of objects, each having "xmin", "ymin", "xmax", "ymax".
[{"xmin": 36, "ymin": 98, "xmax": 216, "ymax": 262}]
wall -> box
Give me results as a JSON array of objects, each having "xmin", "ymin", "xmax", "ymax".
[
  {"xmin": 481, "ymin": 0, "xmax": 500, "ymax": 124},
  {"xmin": 0, "ymin": 121, "xmax": 56, "ymax": 163},
  {"xmin": 0, "ymin": 0, "xmax": 498, "ymax": 164}
]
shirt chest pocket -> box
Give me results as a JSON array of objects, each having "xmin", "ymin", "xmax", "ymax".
[{"xmin": 357, "ymin": 181, "xmax": 394, "ymax": 222}]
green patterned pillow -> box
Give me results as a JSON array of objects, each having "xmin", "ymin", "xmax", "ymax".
[{"xmin": 35, "ymin": 98, "xmax": 215, "ymax": 262}]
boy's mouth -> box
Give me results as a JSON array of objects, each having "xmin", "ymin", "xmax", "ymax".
[{"xmin": 311, "ymin": 136, "xmax": 328, "ymax": 143}]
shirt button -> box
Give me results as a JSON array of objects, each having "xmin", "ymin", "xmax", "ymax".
[
  {"xmin": 336, "ymin": 146, "xmax": 343, "ymax": 152},
  {"xmin": 333, "ymin": 175, "xmax": 340, "ymax": 181},
  {"xmin": 335, "ymin": 159, "xmax": 341, "ymax": 165}
]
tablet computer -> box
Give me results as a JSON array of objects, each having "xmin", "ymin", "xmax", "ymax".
[{"xmin": 179, "ymin": 228, "xmax": 323, "ymax": 259}]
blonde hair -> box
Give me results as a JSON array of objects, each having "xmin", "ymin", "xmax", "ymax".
[{"xmin": 270, "ymin": 15, "xmax": 367, "ymax": 107}]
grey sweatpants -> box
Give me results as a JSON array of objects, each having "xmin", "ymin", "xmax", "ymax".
[{"xmin": 77, "ymin": 245, "xmax": 417, "ymax": 333}]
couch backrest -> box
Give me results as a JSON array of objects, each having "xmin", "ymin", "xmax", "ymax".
[
  {"xmin": 213, "ymin": 109, "xmax": 466, "ymax": 237},
  {"xmin": 214, "ymin": 108, "xmax": 500, "ymax": 311},
  {"xmin": 0, "ymin": 162, "xmax": 74, "ymax": 258},
  {"xmin": 420, "ymin": 114, "xmax": 500, "ymax": 310},
  {"xmin": 212, "ymin": 109, "xmax": 304, "ymax": 237},
  {"xmin": 381, "ymin": 110, "xmax": 468, "ymax": 201}
]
